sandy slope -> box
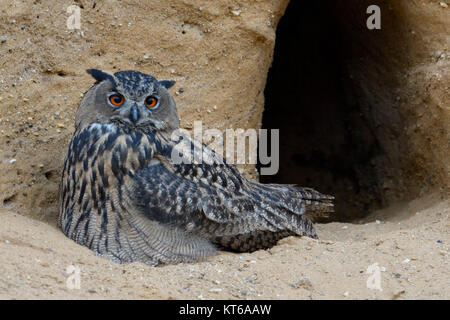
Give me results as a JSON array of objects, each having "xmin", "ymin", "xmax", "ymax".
[{"xmin": 0, "ymin": 192, "xmax": 448, "ymax": 300}]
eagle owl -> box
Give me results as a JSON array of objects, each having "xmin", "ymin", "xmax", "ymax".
[{"xmin": 59, "ymin": 69, "xmax": 334, "ymax": 266}]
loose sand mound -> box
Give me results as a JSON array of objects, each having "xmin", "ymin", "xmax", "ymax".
[{"xmin": 0, "ymin": 193, "xmax": 448, "ymax": 299}]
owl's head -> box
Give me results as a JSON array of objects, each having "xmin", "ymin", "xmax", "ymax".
[{"xmin": 75, "ymin": 69, "xmax": 179, "ymax": 133}]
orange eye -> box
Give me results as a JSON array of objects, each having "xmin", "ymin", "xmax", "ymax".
[
  {"xmin": 145, "ymin": 96, "xmax": 158, "ymax": 108},
  {"xmin": 109, "ymin": 93, "xmax": 124, "ymax": 106}
]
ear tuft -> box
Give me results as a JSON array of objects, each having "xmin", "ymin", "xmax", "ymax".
[
  {"xmin": 159, "ymin": 80, "xmax": 176, "ymax": 89},
  {"xmin": 86, "ymin": 69, "xmax": 116, "ymax": 85}
]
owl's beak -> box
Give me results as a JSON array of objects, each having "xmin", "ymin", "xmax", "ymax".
[{"xmin": 130, "ymin": 104, "xmax": 139, "ymax": 124}]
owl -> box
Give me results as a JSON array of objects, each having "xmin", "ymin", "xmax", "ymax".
[{"xmin": 59, "ymin": 69, "xmax": 334, "ymax": 266}]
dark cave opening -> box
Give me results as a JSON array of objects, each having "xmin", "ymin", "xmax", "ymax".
[{"xmin": 260, "ymin": 1, "xmax": 390, "ymax": 221}]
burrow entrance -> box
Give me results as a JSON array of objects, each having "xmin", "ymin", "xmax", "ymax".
[{"xmin": 260, "ymin": 1, "xmax": 417, "ymax": 221}]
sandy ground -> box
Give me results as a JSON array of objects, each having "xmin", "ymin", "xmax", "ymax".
[{"xmin": 0, "ymin": 192, "xmax": 448, "ymax": 300}]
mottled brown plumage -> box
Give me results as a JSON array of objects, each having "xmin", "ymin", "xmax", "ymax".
[{"xmin": 59, "ymin": 69, "xmax": 334, "ymax": 266}]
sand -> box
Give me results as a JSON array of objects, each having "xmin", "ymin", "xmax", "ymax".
[{"xmin": 0, "ymin": 192, "xmax": 448, "ymax": 300}]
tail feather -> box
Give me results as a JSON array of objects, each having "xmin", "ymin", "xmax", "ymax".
[
  {"xmin": 215, "ymin": 183, "xmax": 333, "ymax": 252},
  {"xmin": 294, "ymin": 186, "xmax": 335, "ymax": 221},
  {"xmin": 250, "ymin": 182, "xmax": 335, "ymax": 220}
]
